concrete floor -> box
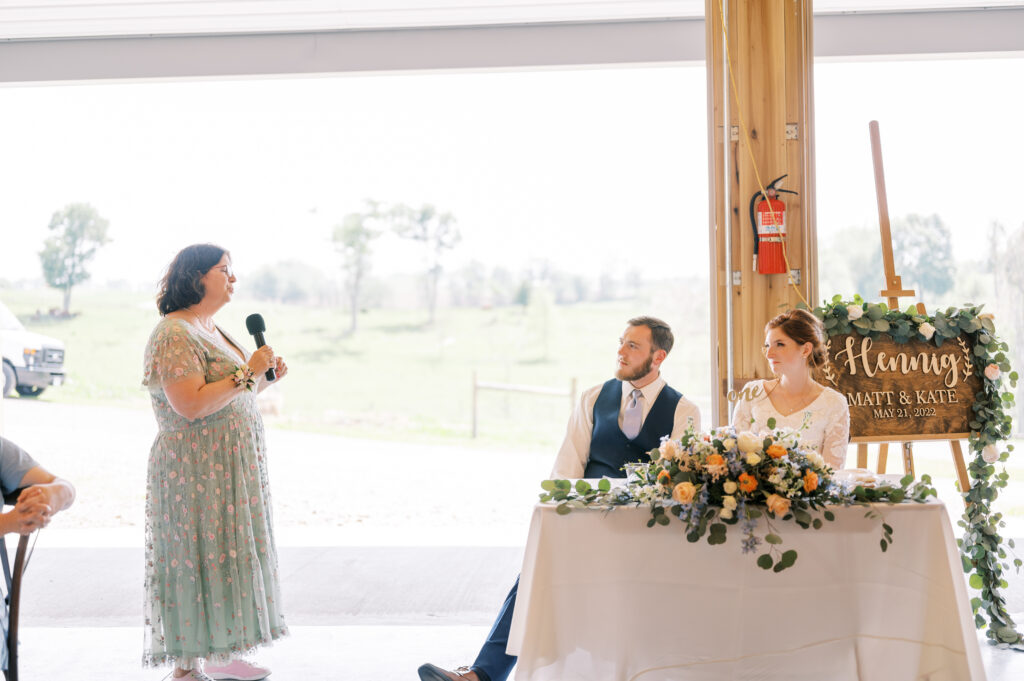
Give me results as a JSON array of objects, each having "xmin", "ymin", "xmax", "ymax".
[{"xmin": 12, "ymin": 542, "xmax": 1024, "ymax": 680}]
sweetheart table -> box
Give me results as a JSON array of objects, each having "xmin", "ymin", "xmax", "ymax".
[{"xmin": 506, "ymin": 501, "xmax": 985, "ymax": 681}]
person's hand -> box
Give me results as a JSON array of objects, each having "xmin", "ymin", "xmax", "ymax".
[
  {"xmin": 10, "ymin": 493, "xmax": 53, "ymax": 534},
  {"xmin": 17, "ymin": 484, "xmax": 57, "ymax": 510},
  {"xmin": 270, "ymin": 356, "xmax": 288, "ymax": 382},
  {"xmin": 248, "ymin": 345, "xmax": 276, "ymax": 375}
]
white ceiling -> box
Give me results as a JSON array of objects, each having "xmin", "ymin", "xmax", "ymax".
[{"xmin": 3, "ymin": 0, "xmax": 1023, "ymax": 41}]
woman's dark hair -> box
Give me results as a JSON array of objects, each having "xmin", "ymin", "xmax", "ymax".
[
  {"xmin": 765, "ymin": 308, "xmax": 827, "ymax": 368},
  {"xmin": 156, "ymin": 244, "xmax": 229, "ymax": 315}
]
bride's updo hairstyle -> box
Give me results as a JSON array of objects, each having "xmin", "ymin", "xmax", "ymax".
[{"xmin": 765, "ymin": 309, "xmax": 827, "ymax": 369}]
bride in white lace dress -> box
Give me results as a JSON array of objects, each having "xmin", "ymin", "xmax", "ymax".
[{"xmin": 731, "ymin": 309, "xmax": 850, "ymax": 470}]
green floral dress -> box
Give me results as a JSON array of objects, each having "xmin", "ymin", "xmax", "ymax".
[{"xmin": 142, "ymin": 317, "xmax": 287, "ymax": 668}]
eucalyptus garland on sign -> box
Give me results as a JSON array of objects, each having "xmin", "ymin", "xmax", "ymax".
[{"xmin": 813, "ymin": 295, "xmax": 1021, "ymax": 646}]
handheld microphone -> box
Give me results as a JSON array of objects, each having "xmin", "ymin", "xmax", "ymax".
[{"xmin": 245, "ymin": 313, "xmax": 277, "ymax": 381}]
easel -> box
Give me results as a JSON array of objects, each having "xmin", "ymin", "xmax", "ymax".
[{"xmin": 855, "ymin": 121, "xmax": 971, "ymax": 494}]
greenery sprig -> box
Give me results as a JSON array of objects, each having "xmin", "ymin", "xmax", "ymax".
[{"xmin": 813, "ymin": 295, "xmax": 1020, "ymax": 646}]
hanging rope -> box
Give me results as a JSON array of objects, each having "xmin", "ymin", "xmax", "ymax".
[{"xmin": 714, "ymin": 0, "xmax": 811, "ymax": 309}]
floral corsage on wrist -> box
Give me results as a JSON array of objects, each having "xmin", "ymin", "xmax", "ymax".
[{"xmin": 231, "ymin": 364, "xmax": 257, "ymax": 392}]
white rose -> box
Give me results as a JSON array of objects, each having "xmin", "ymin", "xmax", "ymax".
[
  {"xmin": 919, "ymin": 322, "xmax": 936, "ymax": 340},
  {"xmin": 722, "ymin": 437, "xmax": 736, "ymax": 451},
  {"xmin": 723, "ymin": 480, "xmax": 738, "ymax": 494},
  {"xmin": 746, "ymin": 452, "xmax": 762, "ymax": 466},
  {"xmin": 806, "ymin": 452, "xmax": 825, "ymax": 469},
  {"xmin": 737, "ymin": 431, "xmax": 761, "ymax": 455},
  {"xmin": 719, "ymin": 508, "xmax": 733, "ymax": 520},
  {"xmin": 722, "ymin": 495, "xmax": 737, "ymax": 511},
  {"xmin": 982, "ymin": 444, "xmax": 1001, "ymax": 464},
  {"xmin": 847, "ymin": 305, "xmax": 864, "ymax": 320}
]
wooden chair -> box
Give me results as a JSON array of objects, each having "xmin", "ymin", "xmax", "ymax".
[{"xmin": 1, "ymin": 489, "xmax": 30, "ymax": 681}]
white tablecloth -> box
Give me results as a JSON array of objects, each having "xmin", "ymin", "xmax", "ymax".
[{"xmin": 507, "ymin": 501, "xmax": 985, "ymax": 681}]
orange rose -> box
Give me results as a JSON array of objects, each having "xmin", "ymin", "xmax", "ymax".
[
  {"xmin": 738, "ymin": 472, "xmax": 758, "ymax": 493},
  {"xmin": 706, "ymin": 453, "xmax": 725, "ymax": 468},
  {"xmin": 765, "ymin": 493, "xmax": 791, "ymax": 516},
  {"xmin": 766, "ymin": 444, "xmax": 787, "ymax": 460},
  {"xmin": 657, "ymin": 469, "xmax": 672, "ymax": 485},
  {"xmin": 803, "ymin": 470, "xmax": 819, "ymax": 493},
  {"xmin": 672, "ymin": 481, "xmax": 697, "ymax": 504}
]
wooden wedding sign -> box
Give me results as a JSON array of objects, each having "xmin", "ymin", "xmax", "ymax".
[{"xmin": 823, "ymin": 332, "xmax": 982, "ymax": 440}]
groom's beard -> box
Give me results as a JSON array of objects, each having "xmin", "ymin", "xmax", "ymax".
[{"xmin": 616, "ymin": 353, "xmax": 654, "ymax": 383}]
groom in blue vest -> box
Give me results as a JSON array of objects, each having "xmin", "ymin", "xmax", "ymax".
[{"xmin": 418, "ymin": 316, "xmax": 701, "ymax": 681}]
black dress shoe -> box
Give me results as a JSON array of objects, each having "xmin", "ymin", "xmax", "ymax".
[{"xmin": 417, "ymin": 663, "xmax": 473, "ymax": 680}]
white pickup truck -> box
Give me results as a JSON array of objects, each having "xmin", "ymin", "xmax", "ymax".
[{"xmin": 1, "ymin": 300, "xmax": 66, "ymax": 398}]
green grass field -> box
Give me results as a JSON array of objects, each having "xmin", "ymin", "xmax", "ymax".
[{"xmin": 2, "ymin": 285, "xmax": 712, "ymax": 450}]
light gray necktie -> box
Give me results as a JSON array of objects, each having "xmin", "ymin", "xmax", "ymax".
[{"xmin": 622, "ymin": 388, "xmax": 643, "ymax": 440}]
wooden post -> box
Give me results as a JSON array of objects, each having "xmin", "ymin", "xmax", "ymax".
[{"xmin": 707, "ymin": 0, "xmax": 817, "ymax": 424}]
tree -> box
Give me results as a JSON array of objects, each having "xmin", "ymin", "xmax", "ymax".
[
  {"xmin": 333, "ymin": 207, "xmax": 380, "ymax": 333},
  {"xmin": 817, "ymin": 226, "xmax": 883, "ymax": 301},
  {"xmin": 891, "ymin": 213, "xmax": 956, "ymax": 298},
  {"xmin": 384, "ymin": 203, "xmax": 461, "ymax": 325},
  {"xmin": 38, "ymin": 203, "xmax": 111, "ymax": 314}
]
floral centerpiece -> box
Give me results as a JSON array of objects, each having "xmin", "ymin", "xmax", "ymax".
[{"xmin": 540, "ymin": 420, "xmax": 936, "ymax": 573}]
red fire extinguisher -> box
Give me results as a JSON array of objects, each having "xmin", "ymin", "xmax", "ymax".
[{"xmin": 749, "ymin": 174, "xmax": 798, "ymax": 274}]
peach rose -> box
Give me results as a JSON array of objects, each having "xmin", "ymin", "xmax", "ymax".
[
  {"xmin": 673, "ymin": 481, "xmax": 697, "ymax": 504},
  {"xmin": 659, "ymin": 439, "xmax": 681, "ymax": 461},
  {"xmin": 803, "ymin": 470, "xmax": 819, "ymax": 492},
  {"xmin": 766, "ymin": 444, "xmax": 787, "ymax": 460},
  {"xmin": 706, "ymin": 453, "xmax": 725, "ymax": 468},
  {"xmin": 765, "ymin": 493, "xmax": 791, "ymax": 516},
  {"xmin": 985, "ymin": 364, "xmax": 1001, "ymax": 381},
  {"xmin": 738, "ymin": 472, "xmax": 758, "ymax": 493}
]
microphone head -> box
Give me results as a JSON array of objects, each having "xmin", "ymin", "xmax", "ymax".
[{"xmin": 245, "ymin": 313, "xmax": 266, "ymax": 335}]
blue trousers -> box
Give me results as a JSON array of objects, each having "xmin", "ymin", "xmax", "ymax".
[{"xmin": 470, "ymin": 576, "xmax": 519, "ymax": 681}]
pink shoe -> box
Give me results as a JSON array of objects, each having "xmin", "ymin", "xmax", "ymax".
[{"xmin": 203, "ymin": 660, "xmax": 271, "ymax": 681}]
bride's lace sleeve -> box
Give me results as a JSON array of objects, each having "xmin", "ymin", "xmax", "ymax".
[{"xmin": 818, "ymin": 391, "xmax": 851, "ymax": 469}]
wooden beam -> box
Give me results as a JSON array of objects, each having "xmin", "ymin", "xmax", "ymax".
[{"xmin": 707, "ymin": 0, "xmax": 816, "ymax": 424}]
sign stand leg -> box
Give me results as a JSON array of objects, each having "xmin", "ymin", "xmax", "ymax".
[
  {"xmin": 877, "ymin": 443, "xmax": 889, "ymax": 474},
  {"xmin": 901, "ymin": 442, "xmax": 915, "ymax": 478},
  {"xmin": 856, "ymin": 443, "xmax": 868, "ymax": 469},
  {"xmin": 950, "ymin": 440, "xmax": 971, "ymax": 494}
]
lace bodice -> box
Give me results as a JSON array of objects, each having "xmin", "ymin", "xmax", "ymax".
[{"xmin": 731, "ymin": 379, "xmax": 850, "ymax": 470}]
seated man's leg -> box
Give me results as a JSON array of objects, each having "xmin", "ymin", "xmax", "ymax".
[{"xmin": 470, "ymin": 576, "xmax": 520, "ymax": 681}]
